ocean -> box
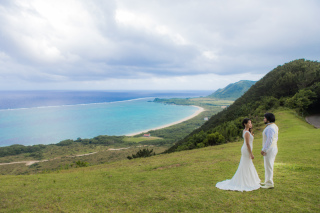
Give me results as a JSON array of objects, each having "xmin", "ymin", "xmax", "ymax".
[{"xmin": 0, "ymin": 90, "xmax": 212, "ymax": 147}]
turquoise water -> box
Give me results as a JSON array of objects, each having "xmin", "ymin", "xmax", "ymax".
[{"xmin": 0, "ymin": 98, "xmax": 198, "ymax": 146}]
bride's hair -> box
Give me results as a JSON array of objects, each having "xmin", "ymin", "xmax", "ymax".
[{"xmin": 242, "ymin": 118, "xmax": 252, "ymax": 133}]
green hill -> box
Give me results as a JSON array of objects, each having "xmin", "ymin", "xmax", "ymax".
[
  {"xmin": 1, "ymin": 59, "xmax": 320, "ymax": 212},
  {"xmin": 0, "ymin": 109, "xmax": 319, "ymax": 212},
  {"xmin": 167, "ymin": 59, "xmax": 320, "ymax": 152},
  {"xmin": 207, "ymin": 80, "xmax": 257, "ymax": 100}
]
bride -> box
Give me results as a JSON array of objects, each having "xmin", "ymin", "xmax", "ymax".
[{"xmin": 216, "ymin": 118, "xmax": 261, "ymax": 191}]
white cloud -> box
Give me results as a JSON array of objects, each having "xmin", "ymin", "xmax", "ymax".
[
  {"xmin": 0, "ymin": 0, "xmax": 319, "ymax": 90},
  {"xmin": 0, "ymin": 72, "xmax": 263, "ymax": 91}
]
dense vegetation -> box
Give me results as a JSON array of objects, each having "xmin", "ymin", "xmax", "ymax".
[
  {"xmin": 167, "ymin": 59, "xmax": 320, "ymax": 152},
  {"xmin": 207, "ymin": 80, "xmax": 257, "ymax": 100},
  {"xmin": 153, "ymin": 97, "xmax": 232, "ymax": 107},
  {"xmin": 0, "ymin": 135, "xmax": 128, "ymax": 158},
  {"xmin": 0, "ymin": 144, "xmax": 47, "ymax": 158}
]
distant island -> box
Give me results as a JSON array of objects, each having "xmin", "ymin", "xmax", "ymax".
[
  {"xmin": 207, "ymin": 80, "xmax": 257, "ymax": 101},
  {"xmin": 152, "ymin": 79, "xmax": 256, "ymax": 108}
]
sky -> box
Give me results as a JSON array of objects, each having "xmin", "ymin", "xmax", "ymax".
[{"xmin": 0, "ymin": 0, "xmax": 319, "ymax": 91}]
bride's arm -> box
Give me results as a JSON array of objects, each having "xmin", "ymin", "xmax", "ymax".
[{"xmin": 245, "ymin": 132, "xmax": 254, "ymax": 159}]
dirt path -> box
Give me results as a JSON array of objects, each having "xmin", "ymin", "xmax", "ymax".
[
  {"xmin": 0, "ymin": 160, "xmax": 49, "ymax": 166},
  {"xmin": 107, "ymin": 147, "xmax": 130, "ymax": 151},
  {"xmin": 306, "ymin": 114, "xmax": 320, "ymax": 128},
  {"xmin": 0, "ymin": 152, "xmax": 98, "ymax": 166}
]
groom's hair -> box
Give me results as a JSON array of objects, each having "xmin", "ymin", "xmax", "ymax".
[{"xmin": 264, "ymin": 113, "xmax": 275, "ymax": 123}]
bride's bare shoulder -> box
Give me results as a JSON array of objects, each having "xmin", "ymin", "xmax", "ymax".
[{"xmin": 243, "ymin": 130, "xmax": 250, "ymax": 136}]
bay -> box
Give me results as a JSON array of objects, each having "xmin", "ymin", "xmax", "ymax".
[{"xmin": 0, "ymin": 91, "xmax": 211, "ymax": 147}]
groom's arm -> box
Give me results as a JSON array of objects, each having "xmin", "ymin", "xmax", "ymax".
[{"xmin": 262, "ymin": 128, "xmax": 275, "ymax": 153}]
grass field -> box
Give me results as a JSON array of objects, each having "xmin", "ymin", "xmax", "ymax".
[
  {"xmin": 1, "ymin": 109, "xmax": 319, "ymax": 212},
  {"xmin": 0, "ymin": 145, "xmax": 168, "ymax": 175},
  {"xmin": 123, "ymin": 136, "xmax": 163, "ymax": 143}
]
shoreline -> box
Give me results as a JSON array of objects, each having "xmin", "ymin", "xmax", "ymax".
[
  {"xmin": 0, "ymin": 105, "xmax": 205, "ymax": 148},
  {"xmin": 126, "ymin": 105, "xmax": 205, "ymax": 136}
]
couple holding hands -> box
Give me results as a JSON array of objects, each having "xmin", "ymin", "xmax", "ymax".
[{"xmin": 216, "ymin": 113, "xmax": 278, "ymax": 191}]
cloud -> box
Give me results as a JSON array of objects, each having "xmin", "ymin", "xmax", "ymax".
[{"xmin": 0, "ymin": 0, "xmax": 319, "ymax": 90}]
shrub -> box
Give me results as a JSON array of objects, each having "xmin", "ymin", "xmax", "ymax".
[
  {"xmin": 127, "ymin": 148, "xmax": 156, "ymax": 160},
  {"xmin": 75, "ymin": 161, "xmax": 89, "ymax": 167},
  {"xmin": 28, "ymin": 152, "xmax": 44, "ymax": 160},
  {"xmin": 285, "ymin": 89, "xmax": 317, "ymax": 113},
  {"xmin": 56, "ymin": 139, "xmax": 74, "ymax": 146}
]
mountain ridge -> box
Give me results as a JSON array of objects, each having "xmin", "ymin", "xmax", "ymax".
[{"xmin": 208, "ymin": 80, "xmax": 257, "ymax": 100}]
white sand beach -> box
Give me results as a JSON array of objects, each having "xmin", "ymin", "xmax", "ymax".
[{"xmin": 126, "ymin": 105, "xmax": 205, "ymax": 136}]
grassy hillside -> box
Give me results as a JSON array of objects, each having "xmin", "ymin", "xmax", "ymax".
[
  {"xmin": 207, "ymin": 80, "xmax": 256, "ymax": 100},
  {"xmin": 168, "ymin": 59, "xmax": 320, "ymax": 152},
  {"xmin": 1, "ymin": 109, "xmax": 319, "ymax": 212}
]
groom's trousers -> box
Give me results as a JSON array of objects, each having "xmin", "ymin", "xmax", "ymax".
[{"xmin": 264, "ymin": 146, "xmax": 278, "ymax": 186}]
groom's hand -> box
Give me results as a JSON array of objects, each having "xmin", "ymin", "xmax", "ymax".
[{"xmin": 261, "ymin": 151, "xmax": 266, "ymax": 156}]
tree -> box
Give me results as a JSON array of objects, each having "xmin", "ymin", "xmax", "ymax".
[
  {"xmin": 285, "ymin": 89, "xmax": 317, "ymax": 114},
  {"xmin": 204, "ymin": 132, "xmax": 225, "ymax": 146}
]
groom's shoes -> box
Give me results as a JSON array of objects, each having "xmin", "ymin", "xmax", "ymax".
[{"xmin": 260, "ymin": 185, "xmax": 274, "ymax": 189}]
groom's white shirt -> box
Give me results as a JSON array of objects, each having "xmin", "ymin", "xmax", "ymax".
[{"xmin": 262, "ymin": 123, "xmax": 278, "ymax": 152}]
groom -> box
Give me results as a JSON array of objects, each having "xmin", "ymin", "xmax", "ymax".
[{"xmin": 260, "ymin": 113, "xmax": 278, "ymax": 189}]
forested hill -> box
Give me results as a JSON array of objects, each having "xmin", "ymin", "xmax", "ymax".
[
  {"xmin": 207, "ymin": 80, "xmax": 256, "ymax": 100},
  {"xmin": 166, "ymin": 59, "xmax": 320, "ymax": 153}
]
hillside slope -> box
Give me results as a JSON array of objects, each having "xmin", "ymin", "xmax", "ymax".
[
  {"xmin": 167, "ymin": 59, "xmax": 320, "ymax": 152},
  {"xmin": 1, "ymin": 109, "xmax": 319, "ymax": 212},
  {"xmin": 207, "ymin": 80, "xmax": 256, "ymax": 100}
]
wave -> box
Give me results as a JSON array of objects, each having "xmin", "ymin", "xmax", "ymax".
[{"xmin": 0, "ymin": 97, "xmax": 155, "ymax": 112}]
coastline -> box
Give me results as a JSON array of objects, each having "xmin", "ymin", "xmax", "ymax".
[{"xmin": 126, "ymin": 105, "xmax": 205, "ymax": 136}]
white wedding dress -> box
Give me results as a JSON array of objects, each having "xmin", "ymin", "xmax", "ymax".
[{"xmin": 216, "ymin": 130, "xmax": 261, "ymax": 192}]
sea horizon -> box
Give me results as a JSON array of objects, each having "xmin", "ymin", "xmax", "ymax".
[
  {"xmin": 0, "ymin": 90, "xmax": 212, "ymax": 110},
  {"xmin": 0, "ymin": 90, "xmax": 212, "ymax": 147}
]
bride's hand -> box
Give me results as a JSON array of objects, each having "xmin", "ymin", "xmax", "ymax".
[{"xmin": 250, "ymin": 154, "xmax": 254, "ymax": 159}]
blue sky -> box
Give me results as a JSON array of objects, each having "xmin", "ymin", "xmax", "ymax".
[{"xmin": 0, "ymin": 0, "xmax": 319, "ymax": 90}]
